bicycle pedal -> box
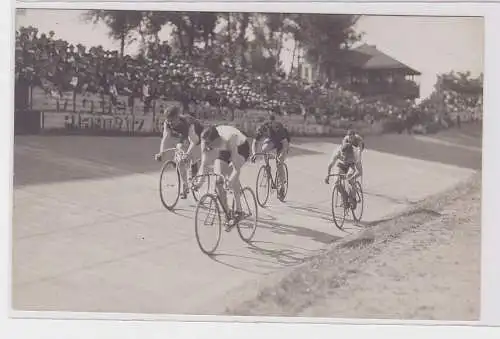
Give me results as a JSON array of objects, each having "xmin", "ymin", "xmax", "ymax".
[{"xmin": 224, "ymin": 222, "xmax": 235, "ymax": 232}]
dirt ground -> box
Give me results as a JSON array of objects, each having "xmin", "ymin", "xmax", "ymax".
[
  {"xmin": 300, "ymin": 180, "xmax": 481, "ymax": 320},
  {"xmin": 227, "ymin": 174, "xmax": 481, "ymax": 321}
]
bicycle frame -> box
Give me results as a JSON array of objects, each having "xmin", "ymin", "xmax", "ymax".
[
  {"xmin": 327, "ymin": 173, "xmax": 350, "ymax": 199},
  {"xmin": 253, "ymin": 152, "xmax": 280, "ymax": 189},
  {"xmin": 192, "ymin": 173, "xmax": 247, "ymax": 222},
  {"xmin": 163, "ymin": 146, "xmax": 200, "ymax": 177}
]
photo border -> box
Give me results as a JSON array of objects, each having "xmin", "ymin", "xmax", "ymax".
[{"xmin": 4, "ymin": 1, "xmax": 499, "ymax": 338}]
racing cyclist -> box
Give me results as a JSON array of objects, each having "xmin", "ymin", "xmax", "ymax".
[
  {"xmin": 343, "ymin": 129, "xmax": 365, "ymax": 170},
  {"xmin": 324, "ymin": 141, "xmax": 362, "ymax": 209},
  {"xmin": 193, "ymin": 125, "xmax": 251, "ymax": 227},
  {"xmin": 154, "ymin": 106, "xmax": 204, "ymax": 199},
  {"xmin": 251, "ymin": 114, "xmax": 290, "ymax": 197}
]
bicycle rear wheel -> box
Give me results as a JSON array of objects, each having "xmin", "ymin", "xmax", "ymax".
[
  {"xmin": 351, "ymin": 181, "xmax": 364, "ymax": 222},
  {"xmin": 194, "ymin": 193, "xmax": 222, "ymax": 255},
  {"xmin": 276, "ymin": 162, "xmax": 289, "ymax": 202},
  {"xmin": 159, "ymin": 160, "xmax": 180, "ymax": 211},
  {"xmin": 256, "ymin": 165, "xmax": 270, "ymax": 207},
  {"xmin": 331, "ymin": 184, "xmax": 347, "ymax": 230},
  {"xmin": 237, "ymin": 187, "xmax": 258, "ymax": 243}
]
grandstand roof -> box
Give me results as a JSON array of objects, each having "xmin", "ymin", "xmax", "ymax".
[{"xmin": 346, "ymin": 44, "xmax": 421, "ymax": 75}]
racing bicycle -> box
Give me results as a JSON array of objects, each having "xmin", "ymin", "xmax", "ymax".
[
  {"xmin": 326, "ymin": 173, "xmax": 364, "ymax": 230},
  {"xmin": 253, "ymin": 152, "xmax": 289, "ymax": 207},
  {"xmin": 194, "ymin": 173, "xmax": 258, "ymax": 255},
  {"xmin": 158, "ymin": 145, "xmax": 211, "ymax": 211}
]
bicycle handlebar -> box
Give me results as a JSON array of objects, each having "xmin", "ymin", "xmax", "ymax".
[
  {"xmin": 327, "ymin": 173, "xmax": 348, "ymax": 178},
  {"xmin": 252, "ymin": 152, "xmax": 276, "ymax": 160}
]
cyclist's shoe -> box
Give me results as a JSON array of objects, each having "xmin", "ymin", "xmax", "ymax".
[
  {"xmin": 278, "ymin": 185, "xmax": 286, "ymax": 199},
  {"xmin": 225, "ymin": 211, "xmax": 244, "ymax": 230},
  {"xmin": 232, "ymin": 210, "xmax": 245, "ymax": 223},
  {"xmin": 154, "ymin": 153, "xmax": 162, "ymax": 162}
]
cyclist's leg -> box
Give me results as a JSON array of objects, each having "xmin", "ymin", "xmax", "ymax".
[
  {"xmin": 276, "ymin": 139, "xmax": 289, "ymax": 189},
  {"xmin": 178, "ymin": 141, "xmax": 190, "ymax": 198},
  {"xmin": 231, "ymin": 141, "xmax": 249, "ymax": 214},
  {"xmin": 337, "ymin": 163, "xmax": 350, "ymax": 204},
  {"xmin": 214, "ymin": 155, "xmax": 231, "ymax": 215}
]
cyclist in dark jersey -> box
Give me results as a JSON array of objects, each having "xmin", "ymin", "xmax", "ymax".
[
  {"xmin": 251, "ymin": 115, "xmax": 290, "ymax": 197},
  {"xmin": 154, "ymin": 106, "xmax": 204, "ymax": 199}
]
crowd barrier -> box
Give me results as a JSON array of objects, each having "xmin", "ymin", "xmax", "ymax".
[{"xmin": 27, "ymin": 86, "xmax": 383, "ymax": 137}]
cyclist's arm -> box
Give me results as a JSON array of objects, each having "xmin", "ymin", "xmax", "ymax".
[
  {"xmin": 349, "ymin": 152, "xmax": 363, "ymax": 181},
  {"xmin": 228, "ymin": 142, "xmax": 244, "ymax": 184},
  {"xmin": 186, "ymin": 125, "xmax": 199, "ymax": 158},
  {"xmin": 326, "ymin": 150, "xmax": 340, "ymax": 176},
  {"xmin": 251, "ymin": 138, "xmax": 259, "ymax": 156},
  {"xmin": 252, "ymin": 128, "xmax": 263, "ymax": 156},
  {"xmin": 356, "ymin": 135, "xmax": 365, "ymax": 151},
  {"xmin": 159, "ymin": 122, "xmax": 171, "ymax": 155},
  {"xmin": 196, "ymin": 140, "xmax": 214, "ymax": 186}
]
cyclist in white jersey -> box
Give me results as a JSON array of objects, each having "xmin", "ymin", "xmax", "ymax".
[
  {"xmin": 325, "ymin": 142, "xmax": 362, "ymax": 208},
  {"xmin": 193, "ymin": 125, "xmax": 251, "ymax": 224},
  {"xmin": 342, "ymin": 129, "xmax": 365, "ymax": 168}
]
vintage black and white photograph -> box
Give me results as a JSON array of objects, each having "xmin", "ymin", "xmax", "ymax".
[{"xmin": 13, "ymin": 7, "xmax": 483, "ymax": 321}]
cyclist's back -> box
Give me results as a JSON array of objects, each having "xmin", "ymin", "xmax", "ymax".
[
  {"xmin": 165, "ymin": 113, "xmax": 204, "ymax": 144},
  {"xmin": 256, "ymin": 120, "xmax": 290, "ymax": 145},
  {"xmin": 216, "ymin": 125, "xmax": 248, "ymax": 150}
]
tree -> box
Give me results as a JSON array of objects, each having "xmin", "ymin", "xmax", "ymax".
[
  {"xmin": 235, "ymin": 12, "xmax": 252, "ymax": 67},
  {"xmin": 295, "ymin": 14, "xmax": 362, "ymax": 79},
  {"xmin": 83, "ymin": 10, "xmax": 144, "ymax": 57}
]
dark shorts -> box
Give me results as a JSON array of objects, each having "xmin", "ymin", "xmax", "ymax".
[{"xmin": 217, "ymin": 140, "xmax": 250, "ymax": 164}]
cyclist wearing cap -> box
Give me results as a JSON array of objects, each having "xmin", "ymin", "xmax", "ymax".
[
  {"xmin": 193, "ymin": 125, "xmax": 250, "ymax": 226},
  {"xmin": 154, "ymin": 106, "xmax": 204, "ymax": 199},
  {"xmin": 324, "ymin": 141, "xmax": 362, "ymax": 208},
  {"xmin": 250, "ymin": 114, "xmax": 290, "ymax": 197}
]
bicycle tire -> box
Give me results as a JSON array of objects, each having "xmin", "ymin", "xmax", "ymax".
[
  {"xmin": 256, "ymin": 165, "xmax": 270, "ymax": 207},
  {"xmin": 351, "ymin": 181, "xmax": 364, "ymax": 222},
  {"xmin": 194, "ymin": 193, "xmax": 222, "ymax": 255},
  {"xmin": 331, "ymin": 184, "xmax": 347, "ymax": 230},
  {"xmin": 159, "ymin": 160, "xmax": 180, "ymax": 211},
  {"xmin": 276, "ymin": 162, "xmax": 289, "ymax": 202},
  {"xmin": 237, "ymin": 187, "xmax": 258, "ymax": 243}
]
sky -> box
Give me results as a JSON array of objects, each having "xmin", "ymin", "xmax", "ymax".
[{"xmin": 16, "ymin": 9, "xmax": 484, "ymax": 100}]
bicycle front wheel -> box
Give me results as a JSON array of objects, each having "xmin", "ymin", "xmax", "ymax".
[
  {"xmin": 194, "ymin": 193, "xmax": 222, "ymax": 255},
  {"xmin": 237, "ymin": 187, "xmax": 258, "ymax": 243},
  {"xmin": 256, "ymin": 165, "xmax": 270, "ymax": 207},
  {"xmin": 159, "ymin": 160, "xmax": 180, "ymax": 211},
  {"xmin": 276, "ymin": 162, "xmax": 289, "ymax": 202},
  {"xmin": 331, "ymin": 184, "xmax": 347, "ymax": 230},
  {"xmin": 351, "ymin": 181, "xmax": 364, "ymax": 222}
]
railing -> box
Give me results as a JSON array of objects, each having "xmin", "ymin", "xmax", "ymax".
[{"xmin": 346, "ymin": 79, "xmax": 420, "ymax": 99}]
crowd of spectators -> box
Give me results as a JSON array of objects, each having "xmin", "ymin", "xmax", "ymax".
[{"xmin": 15, "ymin": 26, "xmax": 483, "ymax": 128}]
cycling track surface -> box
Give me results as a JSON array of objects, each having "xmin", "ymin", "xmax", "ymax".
[{"xmin": 11, "ymin": 127, "xmax": 481, "ymax": 315}]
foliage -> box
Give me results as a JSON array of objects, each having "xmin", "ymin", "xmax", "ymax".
[
  {"xmin": 82, "ymin": 10, "xmax": 361, "ymax": 75},
  {"xmin": 82, "ymin": 10, "xmax": 144, "ymax": 56}
]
